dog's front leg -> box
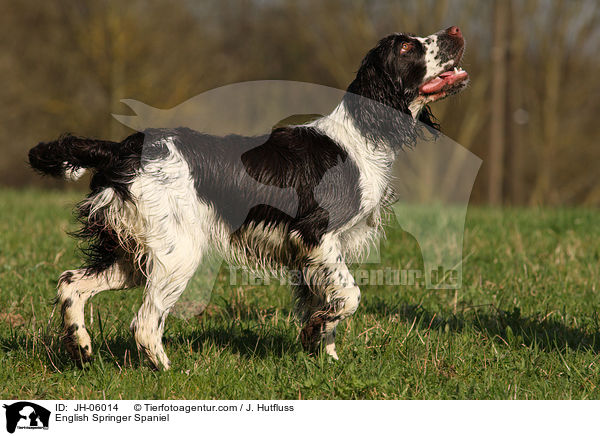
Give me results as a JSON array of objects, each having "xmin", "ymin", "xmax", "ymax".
[{"xmin": 295, "ymin": 235, "xmax": 361, "ymax": 360}]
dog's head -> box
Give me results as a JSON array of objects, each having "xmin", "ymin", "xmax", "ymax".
[{"xmin": 346, "ymin": 26, "xmax": 469, "ymax": 131}]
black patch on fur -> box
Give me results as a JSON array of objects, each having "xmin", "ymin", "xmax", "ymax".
[
  {"xmin": 62, "ymin": 321, "xmax": 93, "ymax": 364},
  {"xmin": 60, "ymin": 298, "xmax": 73, "ymax": 318},
  {"xmin": 29, "ymin": 135, "xmax": 118, "ymax": 178},
  {"xmin": 58, "ymin": 271, "xmax": 73, "ymax": 285},
  {"xmin": 87, "ymin": 132, "xmax": 147, "ymax": 199},
  {"xmin": 149, "ymin": 126, "xmax": 362, "ymax": 247},
  {"xmin": 300, "ymin": 314, "xmax": 327, "ymax": 352},
  {"xmin": 436, "ymin": 31, "xmax": 464, "ymax": 65}
]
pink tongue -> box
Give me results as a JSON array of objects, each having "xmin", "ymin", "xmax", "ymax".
[
  {"xmin": 420, "ymin": 70, "xmax": 468, "ymax": 94},
  {"xmin": 420, "ymin": 77, "xmax": 445, "ymax": 94}
]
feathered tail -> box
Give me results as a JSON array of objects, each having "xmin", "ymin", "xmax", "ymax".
[{"xmin": 28, "ymin": 132, "xmax": 145, "ymax": 181}]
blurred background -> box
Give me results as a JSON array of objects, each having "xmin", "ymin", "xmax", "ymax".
[{"xmin": 0, "ymin": 0, "xmax": 598, "ymax": 205}]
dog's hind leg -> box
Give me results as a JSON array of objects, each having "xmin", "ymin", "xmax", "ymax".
[
  {"xmin": 130, "ymin": 232, "xmax": 204, "ymax": 370},
  {"xmin": 57, "ymin": 261, "xmax": 140, "ymax": 363},
  {"xmin": 295, "ymin": 234, "xmax": 361, "ymax": 360}
]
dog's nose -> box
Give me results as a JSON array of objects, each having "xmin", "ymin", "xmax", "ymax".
[{"xmin": 447, "ymin": 26, "xmax": 462, "ymax": 39}]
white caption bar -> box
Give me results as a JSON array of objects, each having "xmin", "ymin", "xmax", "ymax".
[{"xmin": 0, "ymin": 400, "xmax": 594, "ymax": 435}]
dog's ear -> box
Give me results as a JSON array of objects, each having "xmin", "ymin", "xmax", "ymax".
[{"xmin": 418, "ymin": 104, "xmax": 440, "ymax": 132}]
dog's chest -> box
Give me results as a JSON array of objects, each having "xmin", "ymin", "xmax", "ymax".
[{"xmin": 352, "ymin": 148, "xmax": 391, "ymax": 213}]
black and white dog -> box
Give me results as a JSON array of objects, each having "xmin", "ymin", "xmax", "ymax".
[{"xmin": 29, "ymin": 27, "xmax": 468, "ymax": 369}]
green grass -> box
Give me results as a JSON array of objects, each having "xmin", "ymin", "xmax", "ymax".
[{"xmin": 1, "ymin": 188, "xmax": 599, "ymax": 399}]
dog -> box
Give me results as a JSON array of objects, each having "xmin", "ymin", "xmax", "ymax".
[{"xmin": 29, "ymin": 26, "xmax": 468, "ymax": 369}]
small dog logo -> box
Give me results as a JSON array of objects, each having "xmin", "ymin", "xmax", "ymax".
[{"xmin": 3, "ymin": 402, "xmax": 50, "ymax": 433}]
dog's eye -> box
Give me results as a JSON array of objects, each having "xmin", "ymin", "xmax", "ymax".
[{"xmin": 400, "ymin": 42, "xmax": 413, "ymax": 54}]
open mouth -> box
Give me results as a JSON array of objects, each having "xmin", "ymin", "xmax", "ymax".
[{"xmin": 419, "ymin": 66, "xmax": 469, "ymax": 96}]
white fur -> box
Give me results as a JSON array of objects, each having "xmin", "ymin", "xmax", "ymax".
[
  {"xmin": 57, "ymin": 263, "xmax": 137, "ymax": 359},
  {"xmin": 63, "ymin": 163, "xmax": 87, "ymax": 181},
  {"xmin": 415, "ymin": 34, "xmax": 454, "ymax": 83},
  {"xmin": 301, "ymin": 232, "xmax": 361, "ymax": 360},
  {"xmin": 128, "ymin": 139, "xmax": 210, "ymax": 369},
  {"xmin": 409, "ymin": 93, "xmax": 440, "ymax": 119}
]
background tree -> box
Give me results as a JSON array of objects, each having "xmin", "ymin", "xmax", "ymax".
[{"xmin": 0, "ymin": 0, "xmax": 598, "ymax": 206}]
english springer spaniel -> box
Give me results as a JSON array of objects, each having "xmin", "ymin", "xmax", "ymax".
[{"xmin": 29, "ymin": 26, "xmax": 468, "ymax": 369}]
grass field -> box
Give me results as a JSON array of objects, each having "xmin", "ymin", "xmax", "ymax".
[{"xmin": 1, "ymin": 188, "xmax": 599, "ymax": 399}]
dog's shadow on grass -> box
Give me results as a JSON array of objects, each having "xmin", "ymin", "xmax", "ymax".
[
  {"xmin": 0, "ymin": 325, "xmax": 300, "ymax": 373},
  {"xmin": 363, "ymin": 298, "xmax": 600, "ymax": 354},
  {"xmin": 72, "ymin": 321, "xmax": 299, "ymax": 371},
  {"xmin": 6, "ymin": 298, "xmax": 600, "ymax": 373},
  {"xmin": 98, "ymin": 323, "xmax": 300, "ymax": 371},
  {"xmin": 74, "ymin": 301, "xmax": 600, "ymax": 371},
  {"xmin": 166, "ymin": 321, "xmax": 301, "ymax": 359},
  {"xmin": 0, "ymin": 302, "xmax": 301, "ymax": 372}
]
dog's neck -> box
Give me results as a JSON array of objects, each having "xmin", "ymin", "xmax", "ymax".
[
  {"xmin": 311, "ymin": 101, "xmax": 394, "ymax": 161},
  {"xmin": 343, "ymin": 88, "xmax": 433, "ymax": 151}
]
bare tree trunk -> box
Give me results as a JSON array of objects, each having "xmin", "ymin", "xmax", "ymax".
[
  {"xmin": 506, "ymin": 0, "xmax": 525, "ymax": 205},
  {"xmin": 529, "ymin": 0, "xmax": 567, "ymax": 206},
  {"xmin": 488, "ymin": 0, "xmax": 509, "ymax": 205}
]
